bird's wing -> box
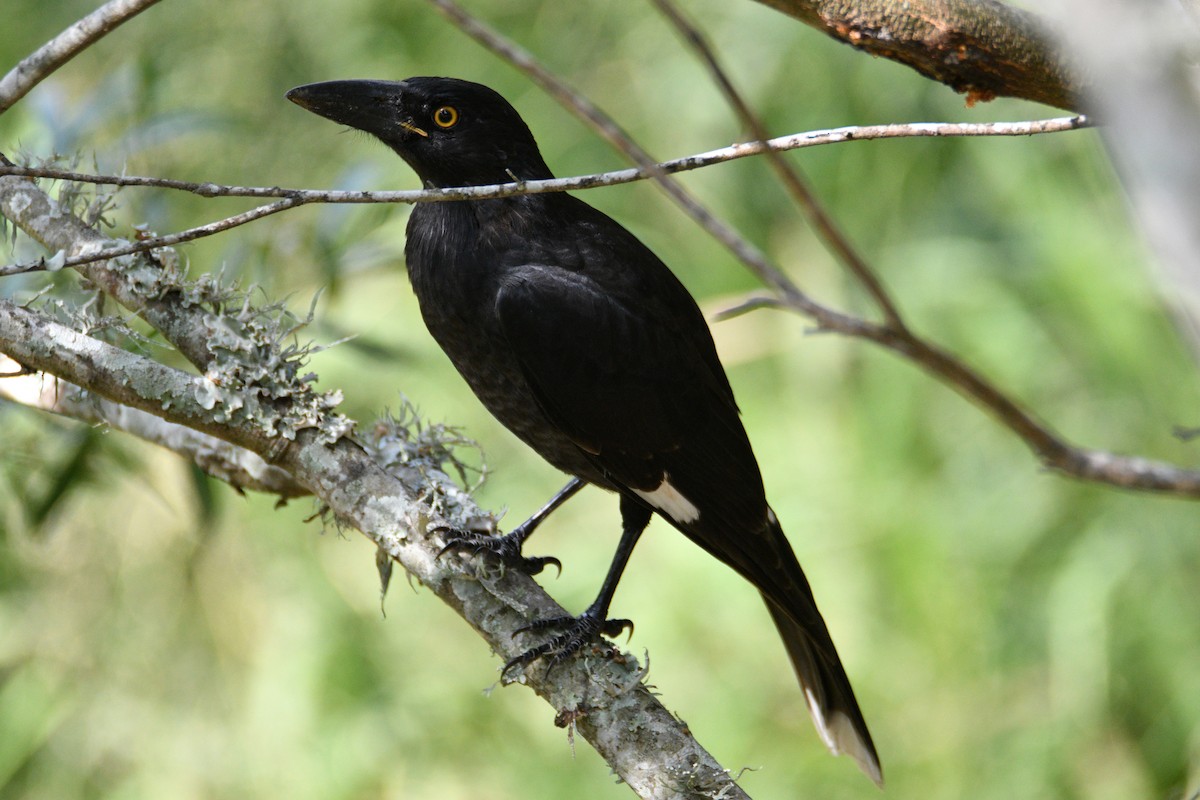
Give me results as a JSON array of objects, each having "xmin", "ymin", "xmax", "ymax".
[{"xmin": 493, "ymin": 263, "xmax": 734, "ymax": 479}]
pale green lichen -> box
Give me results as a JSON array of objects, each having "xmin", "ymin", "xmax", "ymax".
[
  {"xmin": 8, "ymin": 157, "xmax": 353, "ymax": 448},
  {"xmin": 71, "ymin": 249, "xmax": 351, "ymax": 446},
  {"xmin": 366, "ymin": 400, "xmax": 484, "ymax": 486},
  {"xmin": 361, "ymin": 400, "xmax": 487, "ymax": 527},
  {"xmin": 37, "ymin": 288, "xmax": 149, "ymax": 348},
  {"xmin": 189, "ymin": 279, "xmax": 353, "ymax": 444},
  {"xmin": 48, "ymin": 153, "xmax": 118, "ymax": 230}
]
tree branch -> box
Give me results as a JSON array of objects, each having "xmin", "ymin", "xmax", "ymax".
[
  {"xmin": 0, "ymin": 0, "xmax": 163, "ymax": 114},
  {"xmin": 0, "ymin": 303, "xmax": 751, "ymax": 800},
  {"xmin": 749, "ymin": 0, "xmax": 1085, "ymax": 110},
  {"xmin": 0, "ymin": 354, "xmax": 308, "ymax": 498},
  {"xmin": 0, "ymin": 173, "xmax": 749, "ymax": 800},
  {"xmin": 0, "ymin": 300, "xmax": 280, "ymax": 454},
  {"xmin": 717, "ymin": 294, "xmax": 1200, "ymax": 495},
  {"xmin": 415, "ymin": 0, "xmax": 1200, "ymax": 501},
  {"xmin": 1, "ymin": 116, "xmax": 1088, "ymax": 273},
  {"xmin": 652, "ymin": 0, "xmax": 908, "ymax": 330},
  {"xmin": 0, "ymin": 167, "xmax": 217, "ymax": 369}
]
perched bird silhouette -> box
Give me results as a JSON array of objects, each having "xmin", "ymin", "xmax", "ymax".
[{"xmin": 287, "ymin": 76, "xmax": 881, "ymax": 784}]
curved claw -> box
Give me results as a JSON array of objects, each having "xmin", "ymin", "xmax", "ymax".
[
  {"xmin": 526, "ymin": 554, "xmax": 563, "ymax": 578},
  {"xmin": 434, "ymin": 527, "xmax": 560, "ymax": 576},
  {"xmin": 600, "ymin": 618, "xmax": 634, "ymax": 641},
  {"xmin": 435, "ymin": 540, "xmax": 464, "ymax": 560},
  {"xmin": 501, "ymin": 644, "xmax": 551, "ymax": 680},
  {"xmin": 502, "ymin": 611, "xmax": 632, "ymax": 680}
]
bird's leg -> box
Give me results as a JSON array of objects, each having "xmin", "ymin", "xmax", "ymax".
[
  {"xmin": 502, "ymin": 496, "xmax": 652, "ymax": 679},
  {"xmin": 436, "ymin": 477, "xmax": 584, "ymax": 576}
]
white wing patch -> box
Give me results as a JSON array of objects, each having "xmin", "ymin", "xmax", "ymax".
[{"xmin": 633, "ymin": 474, "xmax": 700, "ymax": 524}]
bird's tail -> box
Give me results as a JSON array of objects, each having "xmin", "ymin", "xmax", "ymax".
[
  {"xmin": 759, "ymin": 514, "xmax": 882, "ymax": 786},
  {"xmin": 764, "ymin": 599, "xmax": 882, "ymax": 786}
]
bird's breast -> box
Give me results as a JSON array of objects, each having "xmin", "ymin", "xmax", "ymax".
[{"xmin": 404, "ymin": 202, "xmax": 606, "ymax": 485}]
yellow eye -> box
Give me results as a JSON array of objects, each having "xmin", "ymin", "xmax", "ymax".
[{"xmin": 433, "ymin": 106, "xmax": 459, "ymax": 128}]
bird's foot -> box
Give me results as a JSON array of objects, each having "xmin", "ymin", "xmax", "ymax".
[
  {"xmin": 502, "ymin": 607, "xmax": 633, "ymax": 680},
  {"xmin": 434, "ymin": 521, "xmax": 562, "ymax": 577}
]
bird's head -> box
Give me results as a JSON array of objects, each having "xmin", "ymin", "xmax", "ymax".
[{"xmin": 287, "ymin": 76, "xmax": 553, "ymax": 188}]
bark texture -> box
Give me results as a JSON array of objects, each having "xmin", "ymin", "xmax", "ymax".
[{"xmin": 750, "ymin": 0, "xmax": 1084, "ymax": 110}]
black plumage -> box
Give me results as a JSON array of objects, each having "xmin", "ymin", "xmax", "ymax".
[{"xmin": 287, "ymin": 76, "xmax": 881, "ymax": 784}]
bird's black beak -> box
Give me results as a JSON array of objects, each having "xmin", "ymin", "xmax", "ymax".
[{"xmin": 286, "ymin": 80, "xmax": 428, "ymax": 140}]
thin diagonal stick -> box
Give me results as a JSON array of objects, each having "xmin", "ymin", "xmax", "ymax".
[
  {"xmin": 424, "ymin": 0, "xmax": 811, "ymax": 305},
  {"xmin": 414, "ymin": 2, "xmax": 1200, "ymax": 499},
  {"xmin": 651, "ymin": 0, "xmax": 907, "ymax": 330}
]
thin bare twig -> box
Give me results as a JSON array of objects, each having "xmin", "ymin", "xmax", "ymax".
[
  {"xmin": 1, "ymin": 117, "xmax": 1082, "ymax": 198},
  {"xmin": 0, "ymin": 116, "xmax": 1086, "ymax": 275},
  {"xmin": 722, "ymin": 291, "xmax": 1200, "ymax": 495},
  {"xmin": 425, "ymin": 0, "xmax": 797, "ymax": 305},
  {"xmin": 420, "ymin": 0, "xmax": 1200, "ymax": 499},
  {"xmin": 651, "ymin": 0, "xmax": 907, "ymax": 330},
  {"xmin": 0, "ymin": 261, "xmax": 46, "ymax": 278},
  {"xmin": 0, "ymin": 194, "xmax": 303, "ymax": 277},
  {"xmin": 844, "ymin": 315, "xmax": 1200, "ymax": 495},
  {"xmin": 650, "ymin": 0, "xmax": 1200, "ymax": 497},
  {"xmin": 0, "ymin": 0, "xmax": 163, "ymax": 114}
]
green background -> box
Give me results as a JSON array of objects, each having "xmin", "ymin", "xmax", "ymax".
[{"xmin": 2, "ymin": 1, "xmax": 1198, "ymax": 798}]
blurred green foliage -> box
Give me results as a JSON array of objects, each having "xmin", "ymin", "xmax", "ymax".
[{"xmin": 2, "ymin": 0, "xmax": 1199, "ymax": 798}]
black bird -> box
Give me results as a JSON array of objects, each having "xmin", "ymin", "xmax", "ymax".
[{"xmin": 287, "ymin": 76, "xmax": 881, "ymax": 784}]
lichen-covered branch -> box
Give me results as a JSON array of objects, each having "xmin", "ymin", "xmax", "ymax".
[
  {"xmin": 0, "ymin": 354, "xmax": 307, "ymax": 498},
  {"xmin": 749, "ymin": 0, "xmax": 1085, "ymax": 110},
  {"xmin": 0, "ymin": 167, "xmax": 215, "ymax": 369},
  {"xmin": 284, "ymin": 417, "xmax": 753, "ymax": 800},
  {"xmin": 0, "ymin": 300, "xmax": 284, "ymax": 454},
  {"xmin": 0, "ymin": 305, "xmax": 749, "ymax": 800},
  {"xmin": 0, "ymin": 167, "xmax": 748, "ymax": 800}
]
